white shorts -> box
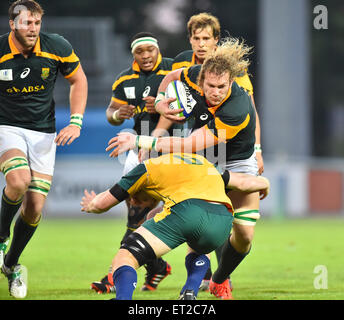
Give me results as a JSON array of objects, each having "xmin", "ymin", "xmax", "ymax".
[
  {"xmin": 0, "ymin": 125, "xmax": 56, "ymax": 176},
  {"xmin": 122, "ymin": 150, "xmax": 140, "ymax": 176},
  {"xmin": 222, "ymin": 151, "xmax": 258, "ymax": 176}
]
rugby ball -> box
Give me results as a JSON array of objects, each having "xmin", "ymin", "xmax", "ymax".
[{"xmin": 165, "ymin": 80, "xmax": 196, "ymax": 118}]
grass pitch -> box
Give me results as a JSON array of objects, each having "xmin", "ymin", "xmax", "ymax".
[{"xmin": 0, "ymin": 216, "xmax": 343, "ymax": 300}]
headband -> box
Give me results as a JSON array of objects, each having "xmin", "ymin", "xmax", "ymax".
[{"xmin": 131, "ymin": 36, "xmax": 159, "ymax": 53}]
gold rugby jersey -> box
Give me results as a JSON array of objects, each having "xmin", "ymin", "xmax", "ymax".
[{"xmin": 110, "ymin": 152, "xmax": 234, "ymax": 220}]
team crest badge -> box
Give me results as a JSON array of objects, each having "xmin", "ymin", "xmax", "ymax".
[{"xmin": 41, "ymin": 68, "xmax": 50, "ymax": 80}]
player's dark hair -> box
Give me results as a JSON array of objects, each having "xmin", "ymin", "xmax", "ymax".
[
  {"xmin": 131, "ymin": 32, "xmax": 156, "ymax": 43},
  {"xmin": 9, "ymin": 0, "xmax": 44, "ymax": 21}
]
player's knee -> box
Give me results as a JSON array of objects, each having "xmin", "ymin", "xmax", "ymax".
[
  {"xmin": 231, "ymin": 229, "xmax": 254, "ymax": 253},
  {"xmin": 120, "ymin": 232, "xmax": 157, "ymax": 267},
  {"xmin": 237, "ymin": 232, "xmax": 254, "ymax": 247},
  {"xmin": 20, "ymin": 210, "xmax": 42, "ymax": 227},
  {"xmin": 24, "ymin": 201, "xmax": 44, "ymax": 218},
  {"xmin": 6, "ymin": 172, "xmax": 31, "ymax": 196}
]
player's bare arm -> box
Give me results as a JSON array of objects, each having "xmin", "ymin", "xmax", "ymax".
[
  {"xmin": 106, "ymin": 99, "xmax": 135, "ymax": 125},
  {"xmin": 226, "ymin": 172, "xmax": 270, "ymax": 200},
  {"xmin": 250, "ymin": 95, "xmax": 264, "ymax": 175},
  {"xmin": 142, "ymin": 96, "xmax": 157, "ymax": 113},
  {"xmin": 106, "ymin": 125, "xmax": 217, "ymax": 158},
  {"xmin": 55, "ymin": 65, "xmax": 88, "ymax": 146},
  {"xmin": 81, "ymin": 189, "xmax": 120, "ymax": 214}
]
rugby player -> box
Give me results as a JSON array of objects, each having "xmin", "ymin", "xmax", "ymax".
[
  {"xmin": 107, "ymin": 37, "xmax": 262, "ymax": 300},
  {"xmin": 0, "ymin": 0, "xmax": 87, "ymax": 298},
  {"xmin": 90, "ymin": 32, "xmax": 180, "ymax": 294},
  {"xmin": 173, "ymin": 13, "xmax": 262, "ymax": 172},
  {"xmin": 81, "ymin": 152, "xmax": 270, "ymax": 300},
  {"xmin": 152, "ymin": 13, "xmax": 264, "ymax": 292}
]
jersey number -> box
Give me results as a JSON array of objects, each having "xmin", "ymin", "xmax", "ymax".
[{"xmin": 173, "ymin": 154, "xmax": 203, "ymax": 165}]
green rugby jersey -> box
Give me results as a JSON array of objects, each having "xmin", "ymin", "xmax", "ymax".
[
  {"xmin": 172, "ymin": 50, "xmax": 195, "ymax": 70},
  {"xmin": 173, "ymin": 49, "xmax": 254, "ymax": 96},
  {"xmin": 180, "ymin": 65, "xmax": 256, "ymax": 161},
  {"xmin": 112, "ymin": 54, "xmax": 179, "ymax": 135},
  {"xmin": 0, "ymin": 32, "xmax": 80, "ymax": 133}
]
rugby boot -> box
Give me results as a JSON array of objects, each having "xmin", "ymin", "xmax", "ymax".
[
  {"xmin": 179, "ymin": 289, "xmax": 196, "ymax": 300},
  {"xmin": 91, "ymin": 272, "xmax": 116, "ymax": 294},
  {"xmin": 209, "ymin": 278, "xmax": 234, "ymax": 300},
  {"xmin": 141, "ymin": 260, "xmax": 172, "ymax": 291},
  {"xmin": 1, "ymin": 263, "xmax": 27, "ymax": 299}
]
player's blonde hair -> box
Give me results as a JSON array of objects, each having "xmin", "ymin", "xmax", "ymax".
[
  {"xmin": 187, "ymin": 12, "xmax": 221, "ymax": 39},
  {"xmin": 197, "ymin": 37, "xmax": 252, "ymax": 86}
]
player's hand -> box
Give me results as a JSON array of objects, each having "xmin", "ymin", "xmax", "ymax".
[
  {"xmin": 55, "ymin": 125, "xmax": 81, "ymax": 146},
  {"xmin": 106, "ymin": 132, "xmax": 136, "ymax": 158},
  {"xmin": 117, "ymin": 104, "xmax": 136, "ymax": 120},
  {"xmin": 155, "ymin": 98, "xmax": 186, "ymax": 123},
  {"xmin": 80, "ymin": 189, "xmax": 97, "ymax": 213},
  {"xmin": 143, "ymin": 96, "xmax": 157, "ymax": 114},
  {"xmin": 256, "ymin": 152, "xmax": 264, "ymax": 175},
  {"xmin": 258, "ymin": 176, "xmax": 270, "ymax": 200},
  {"xmin": 138, "ymin": 148, "xmax": 150, "ymax": 162}
]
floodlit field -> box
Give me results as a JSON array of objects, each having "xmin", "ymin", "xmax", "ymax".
[{"xmin": 0, "ymin": 216, "xmax": 343, "ymax": 300}]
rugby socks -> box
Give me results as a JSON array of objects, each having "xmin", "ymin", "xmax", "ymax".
[
  {"xmin": 212, "ymin": 236, "xmax": 250, "ymax": 284},
  {"xmin": 0, "ymin": 188, "xmax": 23, "ymax": 241},
  {"xmin": 215, "ymin": 242, "xmax": 225, "ymax": 264},
  {"xmin": 4, "ymin": 214, "xmax": 38, "ymax": 268},
  {"xmin": 203, "ymin": 266, "xmax": 212, "ymax": 280},
  {"xmin": 145, "ymin": 257, "xmax": 166, "ymax": 274},
  {"xmin": 180, "ymin": 253, "xmax": 210, "ymax": 296},
  {"xmin": 113, "ymin": 265, "xmax": 137, "ymax": 300}
]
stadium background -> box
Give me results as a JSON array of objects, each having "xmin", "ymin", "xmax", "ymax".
[{"xmin": 0, "ymin": 0, "xmax": 343, "ymax": 219}]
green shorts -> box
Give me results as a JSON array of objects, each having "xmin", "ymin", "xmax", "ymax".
[{"xmin": 142, "ymin": 198, "xmax": 233, "ymax": 254}]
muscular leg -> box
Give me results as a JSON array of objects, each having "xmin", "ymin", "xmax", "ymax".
[
  {"xmin": 110, "ymin": 226, "xmax": 171, "ymax": 300},
  {"xmin": 127, "ymin": 198, "xmax": 172, "ymax": 292},
  {"xmin": 213, "ymin": 191, "xmax": 259, "ymax": 283},
  {"xmin": 4, "ymin": 170, "xmax": 51, "ymax": 268},
  {"xmin": 91, "ymin": 196, "xmax": 171, "ymax": 294},
  {"xmin": 0, "ymin": 150, "xmax": 31, "ymax": 242}
]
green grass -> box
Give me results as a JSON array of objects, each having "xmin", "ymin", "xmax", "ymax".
[{"xmin": 0, "ymin": 216, "xmax": 343, "ymax": 300}]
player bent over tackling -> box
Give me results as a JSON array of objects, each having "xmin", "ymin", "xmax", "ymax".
[{"xmin": 81, "ymin": 152, "xmax": 269, "ymax": 300}]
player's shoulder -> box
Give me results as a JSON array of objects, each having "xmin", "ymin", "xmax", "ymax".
[
  {"xmin": 0, "ymin": 33, "xmax": 10, "ymax": 55},
  {"xmin": 174, "ymin": 50, "xmax": 194, "ymax": 62},
  {"xmin": 173, "ymin": 50, "xmax": 194, "ymax": 70},
  {"xmin": 39, "ymin": 32, "xmax": 74, "ymax": 56},
  {"xmin": 0, "ymin": 33, "xmax": 9, "ymax": 46},
  {"xmin": 112, "ymin": 65, "xmax": 136, "ymax": 90},
  {"xmin": 187, "ymin": 64, "xmax": 201, "ymax": 76},
  {"xmin": 231, "ymin": 81, "xmax": 251, "ymax": 99},
  {"xmin": 218, "ymin": 83, "xmax": 253, "ymax": 119},
  {"xmin": 182, "ymin": 64, "xmax": 201, "ymax": 82},
  {"xmin": 159, "ymin": 56, "xmax": 173, "ymax": 69},
  {"xmin": 118, "ymin": 65, "xmax": 134, "ymax": 77}
]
